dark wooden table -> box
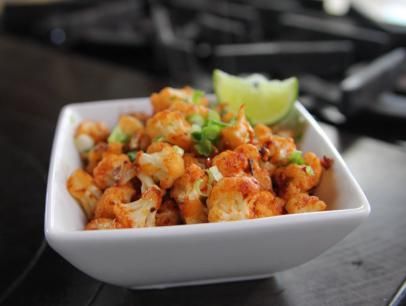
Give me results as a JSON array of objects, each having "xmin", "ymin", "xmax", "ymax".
[{"xmin": 1, "ymin": 35, "xmax": 405, "ymax": 306}]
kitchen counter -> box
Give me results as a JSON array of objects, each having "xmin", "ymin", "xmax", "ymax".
[{"xmin": 1, "ymin": 35, "xmax": 405, "ymax": 306}]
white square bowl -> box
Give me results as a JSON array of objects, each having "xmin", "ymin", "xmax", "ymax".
[{"xmin": 45, "ymin": 98, "xmax": 370, "ymax": 289}]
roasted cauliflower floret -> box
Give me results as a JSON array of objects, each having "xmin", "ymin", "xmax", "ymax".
[
  {"xmin": 285, "ymin": 193, "xmax": 327, "ymax": 214},
  {"xmin": 150, "ymin": 87, "xmax": 209, "ymax": 113},
  {"xmin": 207, "ymin": 176, "xmax": 260, "ymax": 222},
  {"xmin": 169, "ymin": 100, "xmax": 208, "ymax": 118},
  {"xmin": 85, "ymin": 218, "xmax": 123, "ymax": 230},
  {"xmin": 267, "ymin": 135, "xmax": 296, "ymax": 165},
  {"xmin": 273, "ymin": 152, "xmax": 323, "ymax": 199},
  {"xmin": 74, "ymin": 121, "xmax": 109, "ymax": 153},
  {"xmin": 94, "ymin": 184, "xmax": 135, "ymax": 219},
  {"xmin": 146, "ymin": 110, "xmax": 192, "ymax": 150},
  {"xmin": 108, "ymin": 115, "xmax": 144, "ymax": 144},
  {"xmin": 234, "ymin": 144, "xmax": 272, "ymax": 191},
  {"xmin": 249, "ymin": 191, "xmax": 285, "ymax": 218},
  {"xmin": 85, "ymin": 142, "xmax": 108, "ymax": 173},
  {"xmin": 221, "ymin": 105, "xmax": 254, "ymax": 149},
  {"xmin": 156, "ymin": 199, "xmax": 182, "ymax": 226},
  {"xmin": 212, "ymin": 150, "xmax": 247, "ymax": 177},
  {"xmin": 254, "ymin": 124, "xmax": 273, "ymax": 145},
  {"xmin": 114, "ymin": 186, "xmax": 163, "ymax": 228},
  {"xmin": 67, "ymin": 169, "xmax": 102, "ymax": 219},
  {"xmin": 93, "ymin": 153, "xmax": 136, "ymax": 189},
  {"xmin": 136, "ymin": 142, "xmax": 185, "ymax": 189},
  {"xmin": 171, "ymin": 163, "xmax": 208, "ymax": 224},
  {"xmin": 85, "ymin": 142, "xmax": 125, "ymax": 174}
]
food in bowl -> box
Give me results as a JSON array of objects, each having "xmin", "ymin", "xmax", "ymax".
[{"xmin": 67, "ymin": 82, "xmax": 333, "ymax": 230}]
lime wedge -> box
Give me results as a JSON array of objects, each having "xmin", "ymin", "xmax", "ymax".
[{"xmin": 213, "ymin": 69, "xmax": 299, "ymax": 124}]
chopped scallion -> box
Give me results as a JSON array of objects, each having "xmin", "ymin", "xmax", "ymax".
[
  {"xmin": 288, "ymin": 150, "xmax": 304, "ymax": 165},
  {"xmin": 127, "ymin": 151, "xmax": 137, "ymax": 162},
  {"xmin": 208, "ymin": 166, "xmax": 223, "ymax": 182},
  {"xmin": 305, "ymin": 165, "xmax": 314, "ymax": 176},
  {"xmin": 108, "ymin": 126, "xmax": 130, "ymax": 144},
  {"xmin": 192, "ymin": 90, "xmax": 205, "ymax": 104}
]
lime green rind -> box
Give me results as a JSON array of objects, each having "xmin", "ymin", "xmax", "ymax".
[{"xmin": 213, "ymin": 69, "xmax": 299, "ymax": 125}]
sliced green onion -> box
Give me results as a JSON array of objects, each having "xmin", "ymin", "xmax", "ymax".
[
  {"xmin": 192, "ymin": 90, "xmax": 205, "ymax": 104},
  {"xmin": 207, "ymin": 119, "xmax": 229, "ymax": 128},
  {"xmin": 208, "ymin": 166, "xmax": 223, "ymax": 182},
  {"xmin": 173, "ymin": 145, "xmax": 184, "ymax": 156},
  {"xmin": 207, "ymin": 109, "xmax": 221, "ymax": 122},
  {"xmin": 108, "ymin": 126, "xmax": 129, "ymax": 144},
  {"xmin": 187, "ymin": 114, "xmax": 205, "ymax": 126},
  {"xmin": 191, "ymin": 124, "xmax": 203, "ymax": 141},
  {"xmin": 195, "ymin": 139, "xmax": 213, "ymax": 156},
  {"xmin": 153, "ymin": 135, "xmax": 165, "ymax": 142},
  {"xmin": 305, "ymin": 165, "xmax": 314, "ymax": 176},
  {"xmin": 191, "ymin": 123, "xmax": 202, "ymax": 133},
  {"xmin": 288, "ymin": 150, "xmax": 304, "ymax": 165},
  {"xmin": 202, "ymin": 125, "xmax": 221, "ymax": 141},
  {"xmin": 127, "ymin": 151, "xmax": 137, "ymax": 162},
  {"xmin": 191, "ymin": 178, "xmax": 205, "ymax": 198}
]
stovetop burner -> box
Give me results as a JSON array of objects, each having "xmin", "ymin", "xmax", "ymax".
[{"xmin": 1, "ymin": 0, "xmax": 406, "ymax": 142}]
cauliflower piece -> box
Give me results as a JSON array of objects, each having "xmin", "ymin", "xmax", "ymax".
[
  {"xmin": 249, "ymin": 191, "xmax": 284, "ymax": 218},
  {"xmin": 85, "ymin": 142, "xmax": 108, "ymax": 173},
  {"xmin": 136, "ymin": 142, "xmax": 185, "ymax": 189},
  {"xmin": 67, "ymin": 169, "xmax": 102, "ymax": 219},
  {"xmin": 221, "ymin": 105, "xmax": 254, "ymax": 149},
  {"xmin": 169, "ymin": 100, "xmax": 208, "ymax": 118},
  {"xmin": 108, "ymin": 115, "xmax": 144, "ymax": 144},
  {"xmin": 207, "ymin": 176, "xmax": 260, "ymax": 222},
  {"xmin": 254, "ymin": 124, "xmax": 297, "ymax": 165},
  {"xmin": 267, "ymin": 135, "xmax": 297, "ymax": 165},
  {"xmin": 94, "ymin": 183, "xmax": 135, "ymax": 219},
  {"xmin": 211, "ymin": 144, "xmax": 272, "ymax": 191},
  {"xmin": 273, "ymin": 152, "xmax": 323, "ymax": 199},
  {"xmin": 285, "ymin": 193, "xmax": 327, "ymax": 214},
  {"xmin": 118, "ymin": 115, "xmax": 143, "ymax": 136},
  {"xmin": 150, "ymin": 87, "xmax": 209, "ymax": 113},
  {"xmin": 234, "ymin": 144, "xmax": 272, "ymax": 191},
  {"xmin": 212, "ymin": 150, "xmax": 247, "ymax": 177},
  {"xmin": 156, "ymin": 199, "xmax": 182, "ymax": 226},
  {"xmin": 254, "ymin": 124, "xmax": 273, "ymax": 145},
  {"xmin": 171, "ymin": 163, "xmax": 208, "ymax": 224},
  {"xmin": 85, "ymin": 218, "xmax": 123, "ymax": 230},
  {"xmin": 74, "ymin": 121, "xmax": 109, "ymax": 153},
  {"xmin": 128, "ymin": 128, "xmax": 151, "ymax": 151},
  {"xmin": 114, "ymin": 186, "xmax": 163, "ymax": 228},
  {"xmin": 146, "ymin": 110, "xmax": 192, "ymax": 150},
  {"xmin": 93, "ymin": 153, "xmax": 136, "ymax": 189},
  {"xmin": 85, "ymin": 142, "xmax": 125, "ymax": 174}
]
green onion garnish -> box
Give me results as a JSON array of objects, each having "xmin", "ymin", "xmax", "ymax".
[
  {"xmin": 305, "ymin": 165, "xmax": 314, "ymax": 176},
  {"xmin": 208, "ymin": 166, "xmax": 223, "ymax": 182},
  {"xmin": 194, "ymin": 139, "xmax": 213, "ymax": 156},
  {"xmin": 288, "ymin": 150, "xmax": 305, "ymax": 165},
  {"xmin": 108, "ymin": 126, "xmax": 130, "ymax": 144},
  {"xmin": 187, "ymin": 114, "xmax": 205, "ymax": 126},
  {"xmin": 127, "ymin": 151, "xmax": 137, "ymax": 162},
  {"xmin": 153, "ymin": 135, "xmax": 165, "ymax": 142},
  {"xmin": 192, "ymin": 90, "xmax": 205, "ymax": 104}
]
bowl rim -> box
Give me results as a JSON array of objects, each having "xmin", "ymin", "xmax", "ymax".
[{"xmin": 44, "ymin": 98, "xmax": 370, "ymax": 240}]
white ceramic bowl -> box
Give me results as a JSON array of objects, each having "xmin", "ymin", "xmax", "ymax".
[{"xmin": 45, "ymin": 98, "xmax": 370, "ymax": 289}]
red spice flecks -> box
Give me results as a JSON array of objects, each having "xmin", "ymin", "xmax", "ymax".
[{"xmin": 321, "ymin": 156, "xmax": 334, "ymax": 169}]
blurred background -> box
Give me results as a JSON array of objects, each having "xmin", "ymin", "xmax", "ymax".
[{"xmin": 1, "ymin": 0, "xmax": 406, "ymax": 141}]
